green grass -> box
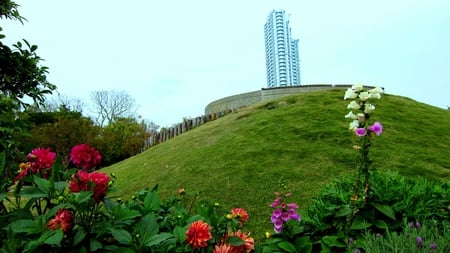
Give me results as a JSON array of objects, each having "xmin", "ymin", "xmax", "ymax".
[{"xmin": 102, "ymin": 89, "xmax": 450, "ymax": 238}]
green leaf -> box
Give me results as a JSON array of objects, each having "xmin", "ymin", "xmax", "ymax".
[
  {"xmin": 370, "ymin": 203, "xmax": 395, "ymax": 220},
  {"xmin": 73, "ymin": 228, "xmax": 87, "ymax": 246},
  {"xmin": 33, "ymin": 176, "xmax": 50, "ymax": 194},
  {"xmin": 54, "ymin": 181, "xmax": 68, "ymax": 193},
  {"xmin": 20, "ymin": 186, "xmax": 47, "ymax": 198},
  {"xmin": 90, "ymin": 239, "xmax": 103, "ymax": 252},
  {"xmin": 145, "ymin": 232, "xmax": 174, "ymax": 247},
  {"xmin": 277, "ymin": 241, "xmax": 298, "ymax": 253},
  {"xmin": 374, "ymin": 219, "xmax": 389, "ymax": 229},
  {"xmin": 226, "ymin": 236, "xmax": 245, "ymax": 246},
  {"xmin": 135, "ymin": 213, "xmax": 159, "ymax": 238},
  {"xmin": 335, "ymin": 205, "xmax": 351, "ymax": 217},
  {"xmin": 143, "ymin": 191, "xmax": 160, "ymax": 211},
  {"xmin": 9, "ymin": 219, "xmax": 41, "ymax": 234},
  {"xmin": 112, "ymin": 248, "xmax": 135, "ymax": 253},
  {"xmin": 173, "ymin": 226, "xmax": 186, "ymax": 243},
  {"xmin": 43, "ymin": 230, "xmax": 63, "ymax": 246},
  {"xmin": 110, "ymin": 228, "xmax": 132, "ymax": 245},
  {"xmin": 321, "ymin": 235, "xmax": 346, "ymax": 247},
  {"xmin": 350, "ymin": 216, "xmax": 372, "ymax": 230},
  {"xmin": 74, "ymin": 191, "xmax": 93, "ymax": 203}
]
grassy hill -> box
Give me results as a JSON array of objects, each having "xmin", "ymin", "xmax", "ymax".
[{"xmin": 102, "ymin": 89, "xmax": 450, "ymax": 237}]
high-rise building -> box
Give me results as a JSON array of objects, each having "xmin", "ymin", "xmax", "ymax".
[{"xmin": 264, "ymin": 10, "xmax": 300, "ymax": 88}]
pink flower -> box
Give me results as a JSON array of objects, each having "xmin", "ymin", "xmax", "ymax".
[
  {"xmin": 369, "ymin": 122, "xmax": 383, "ymax": 136},
  {"xmin": 70, "ymin": 144, "xmax": 102, "ymax": 171},
  {"xmin": 355, "ymin": 128, "xmax": 367, "ymax": 137},
  {"xmin": 27, "ymin": 148, "xmax": 56, "ymax": 175},
  {"xmin": 69, "ymin": 170, "xmax": 110, "ymax": 203}
]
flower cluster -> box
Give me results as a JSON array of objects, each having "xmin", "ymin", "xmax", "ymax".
[
  {"xmin": 69, "ymin": 170, "xmax": 110, "ymax": 203},
  {"xmin": 46, "ymin": 208, "xmax": 74, "ymax": 233},
  {"xmin": 70, "ymin": 144, "xmax": 102, "ymax": 171},
  {"xmin": 14, "ymin": 148, "xmax": 56, "ymax": 181},
  {"xmin": 270, "ymin": 192, "xmax": 301, "ymax": 233},
  {"xmin": 344, "ymin": 84, "xmax": 384, "ymax": 137}
]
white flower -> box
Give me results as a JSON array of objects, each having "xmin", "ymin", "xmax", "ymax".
[
  {"xmin": 352, "ymin": 84, "xmax": 364, "ymax": 92},
  {"xmin": 364, "ymin": 104, "xmax": 375, "ymax": 113},
  {"xmin": 345, "ymin": 111, "xmax": 357, "ymax": 119},
  {"xmin": 344, "ymin": 88, "xmax": 358, "ymax": 100},
  {"xmin": 347, "ymin": 100, "xmax": 361, "ymax": 110},
  {"xmin": 371, "ymin": 92, "xmax": 381, "ymax": 99},
  {"xmin": 369, "ymin": 86, "xmax": 384, "ymax": 94},
  {"xmin": 359, "ymin": 92, "xmax": 370, "ymax": 101},
  {"xmin": 349, "ymin": 120, "xmax": 359, "ymax": 131}
]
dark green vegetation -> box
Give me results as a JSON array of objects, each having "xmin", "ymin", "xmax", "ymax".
[{"xmin": 103, "ymin": 89, "xmax": 450, "ymax": 237}]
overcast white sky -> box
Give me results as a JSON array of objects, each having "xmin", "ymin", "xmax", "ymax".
[{"xmin": 3, "ymin": 1, "xmax": 450, "ymax": 126}]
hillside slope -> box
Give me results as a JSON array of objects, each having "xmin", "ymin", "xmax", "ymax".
[{"xmin": 103, "ymin": 89, "xmax": 450, "ymax": 232}]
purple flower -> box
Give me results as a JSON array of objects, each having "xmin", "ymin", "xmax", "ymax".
[
  {"xmin": 409, "ymin": 222, "xmax": 415, "ymax": 228},
  {"xmin": 355, "ymin": 128, "xmax": 367, "ymax": 136},
  {"xmin": 369, "ymin": 122, "xmax": 383, "ymax": 135},
  {"xmin": 280, "ymin": 212, "xmax": 290, "ymax": 221},
  {"xmin": 417, "ymin": 236, "xmax": 423, "ymax": 248},
  {"xmin": 287, "ymin": 203, "xmax": 298, "ymax": 209},
  {"xmin": 273, "ymin": 219, "xmax": 283, "ymax": 233},
  {"xmin": 349, "ymin": 237, "xmax": 354, "ymax": 246},
  {"xmin": 376, "ymin": 233, "xmax": 381, "ymax": 239},
  {"xmin": 430, "ymin": 242, "xmax": 437, "ymax": 250},
  {"xmin": 415, "ymin": 221, "xmax": 422, "ymax": 229},
  {"xmin": 354, "ymin": 250, "xmax": 360, "ymax": 253}
]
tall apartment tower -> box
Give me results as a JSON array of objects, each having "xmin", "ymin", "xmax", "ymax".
[{"xmin": 264, "ymin": 10, "xmax": 301, "ymax": 88}]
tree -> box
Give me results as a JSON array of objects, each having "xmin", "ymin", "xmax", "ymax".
[
  {"xmin": 90, "ymin": 90, "xmax": 137, "ymax": 126},
  {"xmin": 0, "ymin": 1, "xmax": 56, "ymax": 181}
]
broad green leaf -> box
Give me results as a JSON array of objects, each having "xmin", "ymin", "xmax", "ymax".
[
  {"xmin": 0, "ymin": 193, "xmax": 6, "ymax": 201},
  {"xmin": 226, "ymin": 236, "xmax": 245, "ymax": 246},
  {"xmin": 173, "ymin": 226, "xmax": 186, "ymax": 243},
  {"xmin": 43, "ymin": 230, "xmax": 63, "ymax": 245},
  {"xmin": 54, "ymin": 181, "xmax": 68, "ymax": 193},
  {"xmin": 20, "ymin": 186, "xmax": 47, "ymax": 198},
  {"xmin": 350, "ymin": 216, "xmax": 372, "ymax": 230},
  {"xmin": 9, "ymin": 219, "xmax": 41, "ymax": 234},
  {"xmin": 113, "ymin": 248, "xmax": 135, "ymax": 253},
  {"xmin": 335, "ymin": 205, "xmax": 351, "ymax": 217},
  {"xmin": 74, "ymin": 191, "xmax": 93, "ymax": 203},
  {"xmin": 90, "ymin": 239, "xmax": 103, "ymax": 252},
  {"xmin": 277, "ymin": 241, "xmax": 298, "ymax": 253},
  {"xmin": 73, "ymin": 228, "xmax": 87, "ymax": 246},
  {"xmin": 33, "ymin": 176, "xmax": 50, "ymax": 194},
  {"xmin": 135, "ymin": 213, "xmax": 159, "ymax": 238},
  {"xmin": 143, "ymin": 191, "xmax": 160, "ymax": 211},
  {"xmin": 145, "ymin": 232, "xmax": 174, "ymax": 247},
  {"xmin": 110, "ymin": 228, "xmax": 132, "ymax": 245},
  {"xmin": 374, "ymin": 219, "xmax": 389, "ymax": 229},
  {"xmin": 322, "ymin": 235, "xmax": 346, "ymax": 247},
  {"xmin": 370, "ymin": 203, "xmax": 395, "ymax": 220}
]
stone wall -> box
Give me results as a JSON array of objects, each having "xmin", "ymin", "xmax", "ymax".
[{"xmin": 205, "ymin": 84, "xmax": 354, "ymax": 115}]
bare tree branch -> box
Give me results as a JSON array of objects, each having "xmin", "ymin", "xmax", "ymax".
[{"xmin": 90, "ymin": 90, "xmax": 137, "ymax": 126}]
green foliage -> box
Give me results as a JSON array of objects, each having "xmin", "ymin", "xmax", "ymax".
[
  {"xmin": 355, "ymin": 221, "xmax": 450, "ymax": 252},
  {"xmin": 95, "ymin": 117, "xmax": 150, "ymax": 165}
]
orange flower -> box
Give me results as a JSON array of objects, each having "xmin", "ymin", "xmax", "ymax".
[
  {"xmin": 231, "ymin": 208, "xmax": 249, "ymax": 223},
  {"xmin": 213, "ymin": 244, "xmax": 232, "ymax": 253},
  {"xmin": 186, "ymin": 220, "xmax": 212, "ymax": 249},
  {"xmin": 227, "ymin": 230, "xmax": 255, "ymax": 253}
]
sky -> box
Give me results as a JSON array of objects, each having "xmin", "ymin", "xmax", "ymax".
[{"xmin": 3, "ymin": 0, "xmax": 450, "ymax": 127}]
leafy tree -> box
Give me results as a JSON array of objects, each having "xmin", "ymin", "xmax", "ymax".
[
  {"xmin": 0, "ymin": 1, "xmax": 56, "ymax": 182},
  {"xmin": 95, "ymin": 117, "xmax": 150, "ymax": 165}
]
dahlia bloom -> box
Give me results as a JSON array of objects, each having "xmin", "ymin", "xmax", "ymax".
[
  {"xmin": 70, "ymin": 144, "xmax": 102, "ymax": 171},
  {"xmin": 231, "ymin": 208, "xmax": 249, "ymax": 223},
  {"xmin": 227, "ymin": 230, "xmax": 255, "ymax": 253},
  {"xmin": 69, "ymin": 170, "xmax": 110, "ymax": 203},
  {"xmin": 27, "ymin": 148, "xmax": 57, "ymax": 173},
  {"xmin": 46, "ymin": 209, "xmax": 74, "ymax": 233},
  {"xmin": 213, "ymin": 244, "xmax": 232, "ymax": 253},
  {"xmin": 186, "ymin": 220, "xmax": 212, "ymax": 249}
]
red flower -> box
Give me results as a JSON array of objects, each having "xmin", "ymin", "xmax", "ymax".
[
  {"xmin": 46, "ymin": 209, "xmax": 74, "ymax": 233},
  {"xmin": 69, "ymin": 170, "xmax": 110, "ymax": 203},
  {"xmin": 227, "ymin": 230, "xmax": 255, "ymax": 253},
  {"xmin": 213, "ymin": 244, "xmax": 232, "ymax": 253},
  {"xmin": 14, "ymin": 162, "xmax": 32, "ymax": 182},
  {"xmin": 70, "ymin": 144, "xmax": 102, "ymax": 171},
  {"xmin": 231, "ymin": 208, "xmax": 249, "ymax": 223},
  {"xmin": 186, "ymin": 220, "xmax": 212, "ymax": 249},
  {"xmin": 27, "ymin": 148, "xmax": 57, "ymax": 173}
]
